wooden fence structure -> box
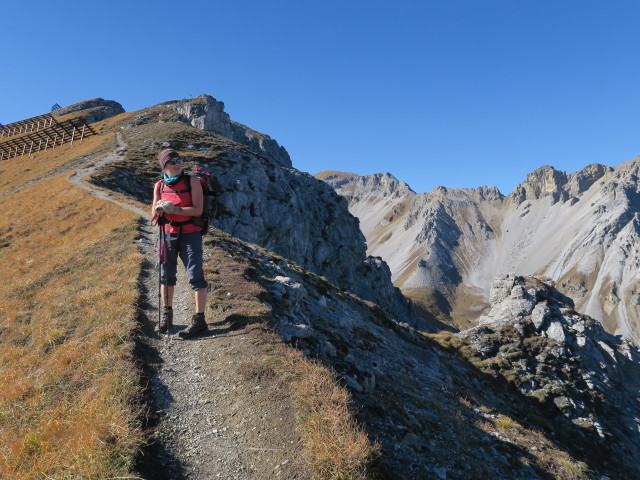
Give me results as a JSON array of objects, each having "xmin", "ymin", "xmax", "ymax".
[
  {"xmin": 0, "ymin": 113, "xmax": 55, "ymax": 139},
  {"xmin": 0, "ymin": 114, "xmax": 96, "ymax": 161}
]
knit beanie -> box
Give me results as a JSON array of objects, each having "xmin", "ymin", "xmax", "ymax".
[{"xmin": 158, "ymin": 149, "xmax": 180, "ymax": 169}]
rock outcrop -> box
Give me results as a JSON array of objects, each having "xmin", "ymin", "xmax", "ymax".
[
  {"xmin": 52, "ymin": 98, "xmax": 125, "ymax": 123},
  {"xmin": 174, "ymin": 95, "xmax": 292, "ymax": 168},
  {"xmin": 319, "ymin": 159, "xmax": 640, "ymax": 342},
  {"xmin": 457, "ymin": 274, "xmax": 640, "ymax": 477}
]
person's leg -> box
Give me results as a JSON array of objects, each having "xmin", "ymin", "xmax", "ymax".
[
  {"xmin": 160, "ymin": 285, "xmax": 175, "ymax": 307},
  {"xmin": 178, "ymin": 232, "xmax": 208, "ymax": 297},
  {"xmin": 158, "ymin": 233, "xmax": 179, "ymax": 333},
  {"xmin": 177, "ymin": 233, "xmax": 208, "ymax": 338},
  {"xmin": 195, "ymin": 287, "xmax": 207, "ymax": 314}
]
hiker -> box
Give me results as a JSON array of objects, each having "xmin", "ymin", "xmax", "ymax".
[{"xmin": 152, "ymin": 148, "xmax": 208, "ymax": 338}]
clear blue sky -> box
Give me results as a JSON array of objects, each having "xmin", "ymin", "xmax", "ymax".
[{"xmin": 3, "ymin": 1, "xmax": 639, "ymax": 195}]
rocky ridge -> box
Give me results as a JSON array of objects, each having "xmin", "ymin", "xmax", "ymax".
[
  {"xmin": 174, "ymin": 95, "xmax": 292, "ymax": 168},
  {"xmin": 88, "ymin": 96, "xmax": 420, "ymax": 329},
  {"xmin": 319, "ymin": 162, "xmax": 640, "ymax": 342}
]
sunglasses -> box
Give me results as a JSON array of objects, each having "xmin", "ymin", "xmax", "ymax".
[{"xmin": 165, "ymin": 159, "xmax": 182, "ymax": 166}]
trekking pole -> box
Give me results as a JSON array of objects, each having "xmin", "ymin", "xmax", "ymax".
[
  {"xmin": 157, "ymin": 222, "xmax": 164, "ymax": 336},
  {"xmin": 157, "ymin": 218, "xmax": 173, "ymax": 336},
  {"xmin": 162, "ymin": 224, "xmax": 170, "ymax": 335}
]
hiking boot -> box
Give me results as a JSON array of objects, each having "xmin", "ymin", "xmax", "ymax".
[
  {"xmin": 178, "ymin": 313, "xmax": 207, "ymax": 339},
  {"xmin": 156, "ymin": 306, "xmax": 173, "ymax": 334}
]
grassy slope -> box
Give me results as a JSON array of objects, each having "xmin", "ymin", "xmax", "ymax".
[{"xmin": 0, "ymin": 129, "xmax": 145, "ymax": 478}]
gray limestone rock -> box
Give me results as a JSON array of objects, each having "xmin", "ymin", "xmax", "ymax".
[
  {"xmin": 545, "ymin": 320, "xmax": 567, "ymax": 343},
  {"xmin": 52, "ymin": 98, "xmax": 125, "ymax": 123},
  {"xmin": 458, "ymin": 274, "xmax": 640, "ymax": 475},
  {"xmin": 174, "ymin": 95, "xmax": 292, "ymax": 168},
  {"xmin": 531, "ymin": 302, "xmax": 551, "ymax": 331}
]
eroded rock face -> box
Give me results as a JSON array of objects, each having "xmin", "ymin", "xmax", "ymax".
[{"xmin": 458, "ymin": 274, "xmax": 640, "ymax": 476}]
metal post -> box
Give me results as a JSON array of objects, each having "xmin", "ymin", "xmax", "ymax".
[
  {"xmin": 70, "ymin": 127, "xmax": 76, "ymax": 146},
  {"xmin": 38, "ymin": 139, "xmax": 42, "ymax": 152},
  {"xmin": 52, "ymin": 133, "xmax": 58, "ymax": 149},
  {"xmin": 45, "ymin": 137, "xmax": 50, "ymax": 151},
  {"xmin": 29, "ymin": 141, "xmax": 33, "ymax": 155},
  {"xmin": 21, "ymin": 144, "xmax": 26, "ymax": 156},
  {"xmin": 80, "ymin": 125, "xmax": 86, "ymax": 143}
]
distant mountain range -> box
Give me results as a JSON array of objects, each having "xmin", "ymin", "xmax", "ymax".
[{"xmin": 317, "ymin": 158, "xmax": 640, "ymax": 343}]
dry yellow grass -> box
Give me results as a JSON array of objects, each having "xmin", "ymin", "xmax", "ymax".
[
  {"xmin": 247, "ymin": 344, "xmax": 378, "ymax": 480},
  {"xmin": 0, "ymin": 172, "xmax": 144, "ymax": 478},
  {"xmin": 271, "ymin": 347, "xmax": 377, "ymax": 480},
  {"xmin": 0, "ymin": 130, "xmax": 110, "ymax": 193}
]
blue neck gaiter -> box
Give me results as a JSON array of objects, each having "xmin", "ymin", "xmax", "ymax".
[{"xmin": 163, "ymin": 171, "xmax": 183, "ymax": 184}]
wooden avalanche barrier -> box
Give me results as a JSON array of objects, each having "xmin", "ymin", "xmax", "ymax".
[{"xmin": 0, "ymin": 113, "xmax": 97, "ymax": 161}]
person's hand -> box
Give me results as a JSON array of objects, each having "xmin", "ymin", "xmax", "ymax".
[{"xmin": 154, "ymin": 200, "xmax": 182, "ymax": 215}]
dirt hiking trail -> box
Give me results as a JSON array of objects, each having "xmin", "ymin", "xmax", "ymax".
[{"xmin": 69, "ymin": 134, "xmax": 307, "ymax": 479}]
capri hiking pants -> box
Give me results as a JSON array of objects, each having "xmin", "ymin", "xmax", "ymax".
[{"xmin": 160, "ymin": 231, "xmax": 208, "ymax": 290}]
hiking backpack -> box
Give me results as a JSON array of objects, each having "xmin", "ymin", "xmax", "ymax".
[{"xmin": 160, "ymin": 167, "xmax": 222, "ymax": 235}]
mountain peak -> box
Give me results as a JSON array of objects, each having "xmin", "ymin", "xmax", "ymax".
[{"xmin": 510, "ymin": 165, "xmax": 568, "ymax": 203}]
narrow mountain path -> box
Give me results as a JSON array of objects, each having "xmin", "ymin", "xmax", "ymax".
[
  {"xmin": 67, "ymin": 132, "xmax": 304, "ymax": 479},
  {"xmin": 133, "ymin": 225, "xmax": 260, "ymax": 479},
  {"xmin": 68, "ymin": 133, "xmax": 147, "ymax": 216}
]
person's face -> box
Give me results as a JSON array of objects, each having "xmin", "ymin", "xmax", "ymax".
[{"xmin": 164, "ymin": 159, "xmax": 182, "ymax": 176}]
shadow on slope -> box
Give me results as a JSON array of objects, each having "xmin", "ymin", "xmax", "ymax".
[{"xmin": 212, "ymin": 230, "xmax": 604, "ymax": 480}]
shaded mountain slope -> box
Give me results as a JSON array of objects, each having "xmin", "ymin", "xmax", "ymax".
[{"xmin": 211, "ymin": 226, "xmax": 640, "ymax": 479}]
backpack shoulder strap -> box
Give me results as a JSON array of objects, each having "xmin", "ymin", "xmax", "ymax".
[
  {"xmin": 161, "ymin": 173, "xmax": 191, "ymax": 194},
  {"xmin": 184, "ymin": 172, "xmax": 193, "ymax": 192}
]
